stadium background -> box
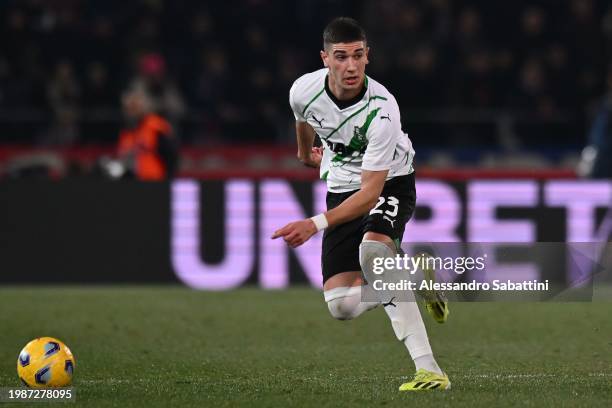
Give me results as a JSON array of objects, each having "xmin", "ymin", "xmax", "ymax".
[
  {"xmin": 0, "ymin": 1, "xmax": 611, "ymax": 406},
  {"xmin": 1, "ymin": 0, "xmax": 611, "ymax": 171},
  {"xmin": 0, "ymin": 0, "xmax": 610, "ymax": 285}
]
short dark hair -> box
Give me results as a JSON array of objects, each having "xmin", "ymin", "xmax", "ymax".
[{"xmin": 323, "ymin": 17, "xmax": 366, "ymax": 49}]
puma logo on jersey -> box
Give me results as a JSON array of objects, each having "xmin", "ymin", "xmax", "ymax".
[
  {"xmin": 311, "ymin": 114, "xmax": 325, "ymax": 127},
  {"xmin": 383, "ymin": 215, "xmax": 396, "ymax": 228},
  {"xmin": 380, "ymin": 113, "xmax": 391, "ymax": 121}
]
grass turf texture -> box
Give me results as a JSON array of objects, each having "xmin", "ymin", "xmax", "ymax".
[{"xmin": 0, "ymin": 287, "xmax": 610, "ymax": 407}]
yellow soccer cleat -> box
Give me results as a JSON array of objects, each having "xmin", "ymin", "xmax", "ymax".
[
  {"xmin": 424, "ymin": 291, "xmax": 449, "ymax": 324},
  {"xmin": 399, "ymin": 369, "xmax": 451, "ymax": 391},
  {"xmin": 416, "ymin": 254, "xmax": 449, "ymax": 324}
]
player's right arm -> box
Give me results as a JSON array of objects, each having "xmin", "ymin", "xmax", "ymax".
[
  {"xmin": 295, "ymin": 121, "xmax": 323, "ymax": 168},
  {"xmin": 290, "ymin": 77, "xmax": 323, "ymax": 169}
]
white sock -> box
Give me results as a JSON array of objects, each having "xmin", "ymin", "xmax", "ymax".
[
  {"xmin": 377, "ymin": 290, "xmax": 435, "ymax": 363},
  {"xmin": 414, "ymin": 354, "xmax": 443, "ymax": 375}
]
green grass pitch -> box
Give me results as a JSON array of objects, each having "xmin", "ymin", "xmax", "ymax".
[{"xmin": 0, "ymin": 286, "xmax": 610, "ymax": 407}]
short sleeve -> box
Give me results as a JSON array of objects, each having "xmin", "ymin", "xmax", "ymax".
[
  {"xmin": 361, "ymin": 109, "xmax": 399, "ymax": 171},
  {"xmin": 289, "ymin": 81, "xmax": 307, "ymax": 122}
]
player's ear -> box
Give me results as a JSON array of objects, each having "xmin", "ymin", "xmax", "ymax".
[
  {"xmin": 320, "ymin": 50, "xmax": 329, "ymax": 67},
  {"xmin": 365, "ymin": 46, "xmax": 370, "ymax": 65}
]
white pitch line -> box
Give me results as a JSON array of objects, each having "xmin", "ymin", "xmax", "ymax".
[
  {"xmin": 452, "ymin": 373, "xmax": 612, "ymax": 379},
  {"xmin": 80, "ymin": 373, "xmax": 612, "ymax": 385},
  {"xmin": 79, "ymin": 379, "xmax": 137, "ymax": 384}
]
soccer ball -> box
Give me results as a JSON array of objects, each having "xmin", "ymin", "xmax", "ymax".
[{"xmin": 17, "ymin": 337, "xmax": 75, "ymax": 388}]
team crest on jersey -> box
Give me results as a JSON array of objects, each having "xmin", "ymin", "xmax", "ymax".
[
  {"xmin": 330, "ymin": 126, "xmax": 368, "ymax": 164},
  {"xmin": 351, "ymin": 125, "xmax": 368, "ymax": 150},
  {"xmin": 331, "ymin": 123, "xmax": 370, "ymax": 163}
]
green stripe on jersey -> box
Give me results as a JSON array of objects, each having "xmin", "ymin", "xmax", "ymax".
[
  {"xmin": 358, "ymin": 108, "xmax": 381, "ymax": 138},
  {"xmin": 324, "ymin": 95, "xmax": 387, "ymax": 141},
  {"xmin": 302, "ymin": 88, "xmax": 325, "ymax": 116},
  {"xmin": 332, "ymin": 107, "xmax": 381, "ymax": 162}
]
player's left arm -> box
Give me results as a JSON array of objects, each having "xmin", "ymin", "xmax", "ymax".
[
  {"xmin": 271, "ymin": 169, "xmax": 387, "ymax": 248},
  {"xmin": 322, "ymin": 168, "xmax": 388, "ymax": 225}
]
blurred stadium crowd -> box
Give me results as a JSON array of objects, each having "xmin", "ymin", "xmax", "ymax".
[{"xmin": 0, "ymin": 0, "xmax": 611, "ymax": 153}]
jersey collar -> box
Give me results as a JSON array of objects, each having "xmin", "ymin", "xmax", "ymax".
[{"xmin": 324, "ymin": 75, "xmax": 368, "ymax": 110}]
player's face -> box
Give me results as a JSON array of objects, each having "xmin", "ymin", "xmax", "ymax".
[{"xmin": 321, "ymin": 41, "xmax": 369, "ymax": 95}]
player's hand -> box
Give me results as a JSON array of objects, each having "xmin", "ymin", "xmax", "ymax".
[
  {"xmin": 298, "ymin": 147, "xmax": 323, "ymax": 168},
  {"xmin": 310, "ymin": 147, "xmax": 323, "ymax": 166},
  {"xmin": 271, "ymin": 219, "xmax": 318, "ymax": 248}
]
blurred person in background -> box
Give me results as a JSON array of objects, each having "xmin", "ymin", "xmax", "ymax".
[
  {"xmin": 81, "ymin": 62, "xmax": 118, "ymax": 141},
  {"xmin": 578, "ymin": 66, "xmax": 612, "ymax": 178},
  {"xmin": 128, "ymin": 52, "xmax": 186, "ymax": 130},
  {"xmin": 190, "ymin": 47, "xmax": 240, "ymax": 142},
  {"xmin": 82, "ymin": 62, "xmax": 116, "ymax": 110},
  {"xmin": 115, "ymin": 89, "xmax": 178, "ymax": 180},
  {"xmin": 43, "ymin": 60, "xmax": 80, "ymax": 145}
]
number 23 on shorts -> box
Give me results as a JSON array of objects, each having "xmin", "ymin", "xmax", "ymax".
[{"xmin": 369, "ymin": 196, "xmax": 399, "ymax": 217}]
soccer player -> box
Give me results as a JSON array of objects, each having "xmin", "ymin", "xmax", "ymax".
[{"xmin": 272, "ymin": 17, "xmax": 450, "ymax": 391}]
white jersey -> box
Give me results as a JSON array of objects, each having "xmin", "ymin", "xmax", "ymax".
[{"xmin": 289, "ymin": 68, "xmax": 415, "ymax": 193}]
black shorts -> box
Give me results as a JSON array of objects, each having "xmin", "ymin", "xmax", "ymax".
[{"xmin": 321, "ymin": 173, "xmax": 416, "ymax": 283}]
